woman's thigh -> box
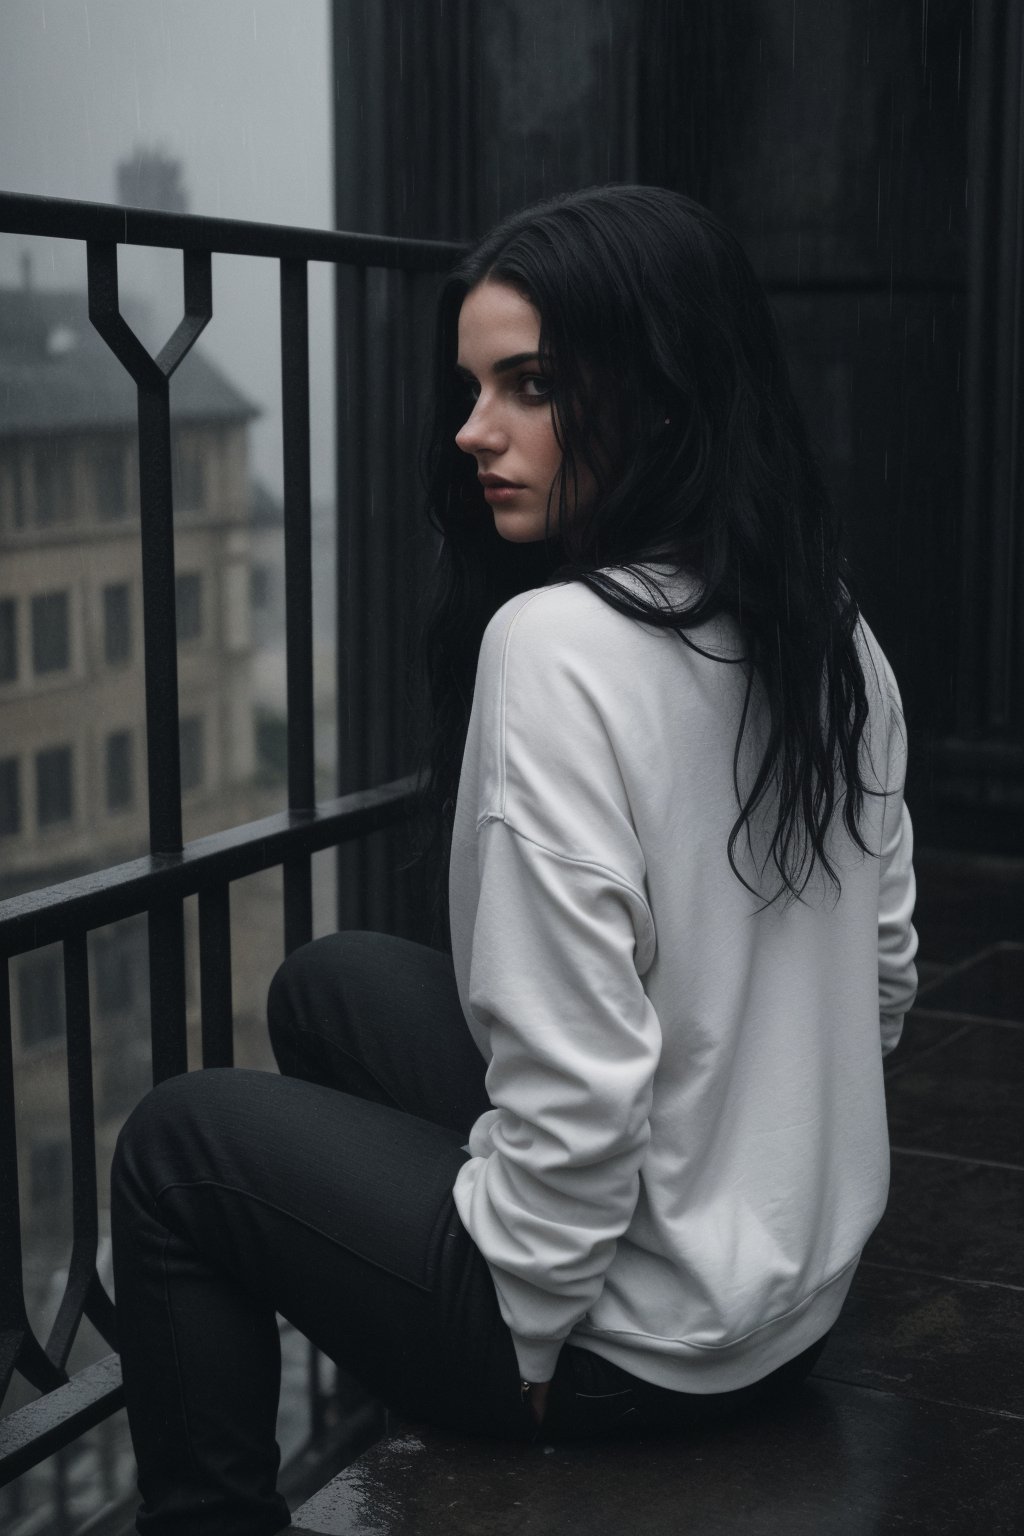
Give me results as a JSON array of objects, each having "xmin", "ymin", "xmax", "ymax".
[
  {"xmin": 113, "ymin": 1066, "xmax": 532, "ymax": 1440},
  {"xmin": 267, "ymin": 931, "xmax": 490, "ymax": 1135}
]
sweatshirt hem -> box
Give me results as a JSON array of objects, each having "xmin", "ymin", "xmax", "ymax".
[
  {"xmin": 511, "ymin": 1332, "xmax": 567, "ymax": 1382},
  {"xmin": 569, "ymin": 1260, "xmax": 859, "ymax": 1394}
]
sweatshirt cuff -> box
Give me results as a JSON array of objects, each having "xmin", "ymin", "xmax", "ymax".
[
  {"xmin": 511, "ymin": 1333, "xmax": 565, "ymax": 1383},
  {"xmin": 880, "ymin": 1011, "xmax": 905, "ymax": 1056}
]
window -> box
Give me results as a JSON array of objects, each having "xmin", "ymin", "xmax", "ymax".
[
  {"xmin": 250, "ymin": 565, "xmax": 272, "ymax": 610},
  {"xmin": 176, "ymin": 573, "xmax": 202, "ymax": 642},
  {"xmin": 179, "ymin": 714, "xmax": 204, "ymax": 793},
  {"xmin": 105, "ymin": 729, "xmax": 134, "ymax": 811},
  {"xmin": 95, "ymin": 441, "xmax": 129, "ymax": 521},
  {"xmin": 34, "ymin": 443, "xmax": 75, "ymax": 527},
  {"xmin": 18, "ymin": 948, "xmax": 64, "ymax": 1048},
  {"xmin": 103, "ymin": 583, "xmax": 132, "ymax": 666},
  {"xmin": 1, "ymin": 447, "xmax": 29, "ymax": 529},
  {"xmin": 0, "ymin": 598, "xmax": 16, "ymax": 683},
  {"xmin": 36, "ymin": 745, "xmax": 73, "ymax": 826},
  {"xmin": 13, "ymin": 454, "xmax": 27, "ymax": 528},
  {"xmin": 0, "ymin": 757, "xmax": 20, "ymax": 836},
  {"xmin": 31, "ymin": 590, "xmax": 70, "ymax": 675}
]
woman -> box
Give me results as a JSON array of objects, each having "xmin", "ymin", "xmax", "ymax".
[{"xmin": 111, "ymin": 185, "xmax": 918, "ymax": 1536}]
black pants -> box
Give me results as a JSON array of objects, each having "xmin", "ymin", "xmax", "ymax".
[{"xmin": 111, "ymin": 931, "xmax": 827, "ymax": 1536}]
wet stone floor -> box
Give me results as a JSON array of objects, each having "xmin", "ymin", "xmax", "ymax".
[{"xmin": 296, "ymin": 850, "xmax": 1024, "ymax": 1536}]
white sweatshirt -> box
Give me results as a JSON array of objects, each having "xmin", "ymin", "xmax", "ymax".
[{"xmin": 450, "ymin": 569, "xmax": 918, "ymax": 1391}]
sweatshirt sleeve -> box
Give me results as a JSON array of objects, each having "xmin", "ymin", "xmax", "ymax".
[
  {"xmin": 451, "ymin": 591, "xmax": 661, "ymax": 1383},
  {"xmin": 452, "ymin": 819, "xmax": 660, "ymax": 1383},
  {"xmin": 875, "ymin": 663, "xmax": 919, "ymax": 1054}
]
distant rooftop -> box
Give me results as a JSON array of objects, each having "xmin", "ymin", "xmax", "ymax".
[{"xmin": 0, "ymin": 285, "xmax": 258, "ymax": 436}]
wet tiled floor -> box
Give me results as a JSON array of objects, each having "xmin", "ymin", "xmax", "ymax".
[{"xmin": 296, "ymin": 848, "xmax": 1024, "ymax": 1534}]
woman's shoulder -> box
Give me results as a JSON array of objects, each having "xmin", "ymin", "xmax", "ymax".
[
  {"xmin": 481, "ymin": 564, "xmax": 704, "ymax": 664},
  {"xmin": 483, "ymin": 579, "xmax": 613, "ymax": 650},
  {"xmin": 851, "ymin": 612, "xmax": 906, "ymax": 728}
]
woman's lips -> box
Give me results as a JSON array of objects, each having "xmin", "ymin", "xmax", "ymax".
[
  {"xmin": 482, "ymin": 483, "xmax": 525, "ymax": 502},
  {"xmin": 479, "ymin": 476, "xmax": 526, "ymax": 502}
]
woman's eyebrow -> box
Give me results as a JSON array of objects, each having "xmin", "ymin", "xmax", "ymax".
[{"xmin": 454, "ymin": 351, "xmax": 540, "ymax": 379}]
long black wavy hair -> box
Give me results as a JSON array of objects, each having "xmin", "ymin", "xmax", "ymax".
[{"xmin": 420, "ymin": 183, "xmax": 873, "ymax": 923}]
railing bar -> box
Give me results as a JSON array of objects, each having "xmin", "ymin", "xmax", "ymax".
[
  {"xmin": 45, "ymin": 935, "xmax": 113, "ymax": 1370},
  {"xmin": 307, "ymin": 1337, "xmax": 325, "ymax": 1440},
  {"xmin": 0, "ymin": 1328, "xmax": 20, "ymax": 1400},
  {"xmin": 386, "ymin": 268, "xmax": 418, "ymax": 930},
  {"xmin": 0, "ymin": 961, "xmax": 24, "ymax": 1340},
  {"xmin": 359, "ymin": 269, "xmax": 384, "ymax": 926},
  {"xmin": 83, "ymin": 1270, "xmax": 119, "ymax": 1354},
  {"xmin": 354, "ymin": 261, "xmax": 373, "ymax": 934},
  {"xmin": 0, "ymin": 185, "xmax": 455, "ymax": 1483},
  {"xmin": 0, "ymin": 1353, "xmax": 123, "ymax": 1488},
  {"xmin": 366, "ymin": 270, "xmax": 403, "ymax": 926},
  {"xmin": 386, "ymin": 268, "xmax": 414, "ymax": 780},
  {"xmin": 336, "ymin": 264, "xmax": 373, "ymax": 921},
  {"xmin": 395, "ymin": 270, "xmax": 417, "ymax": 770},
  {"xmin": 281, "ymin": 258, "xmax": 316, "ymax": 815},
  {"xmin": 148, "ymin": 900, "xmax": 188, "ymax": 1084},
  {"xmin": 0, "ymin": 779, "xmax": 418, "ymax": 957},
  {"xmin": 283, "ymin": 858, "xmax": 314, "ymax": 958},
  {"xmin": 0, "ymin": 188, "xmax": 463, "ymax": 269},
  {"xmin": 359, "ymin": 262, "xmax": 373, "ymax": 804},
  {"xmin": 7, "ymin": 1337, "xmax": 66, "ymax": 1399},
  {"xmin": 62, "ymin": 934, "xmax": 97, "ymax": 1245},
  {"xmin": 87, "ymin": 242, "xmax": 217, "ymax": 857},
  {"xmin": 199, "ymin": 884, "xmax": 234, "ymax": 1069},
  {"xmin": 135, "ymin": 373, "xmax": 183, "ymax": 853},
  {"xmin": 335, "ymin": 266, "xmax": 371, "ymax": 800},
  {"xmin": 0, "ymin": 965, "xmax": 66, "ymax": 1401}
]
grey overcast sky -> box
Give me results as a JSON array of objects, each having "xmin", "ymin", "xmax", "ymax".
[{"xmin": 0, "ymin": 0, "xmax": 335, "ymax": 498}]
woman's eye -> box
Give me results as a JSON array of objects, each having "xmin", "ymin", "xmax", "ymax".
[{"xmin": 456, "ymin": 373, "xmax": 551, "ymax": 405}]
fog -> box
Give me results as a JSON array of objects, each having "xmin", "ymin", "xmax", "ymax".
[{"xmin": 0, "ymin": 0, "xmax": 335, "ymax": 499}]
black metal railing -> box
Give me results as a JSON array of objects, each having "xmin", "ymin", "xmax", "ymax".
[{"xmin": 0, "ymin": 189, "xmax": 461, "ymax": 1491}]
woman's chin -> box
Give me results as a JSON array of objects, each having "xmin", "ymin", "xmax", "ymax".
[{"xmin": 492, "ymin": 512, "xmax": 550, "ymax": 544}]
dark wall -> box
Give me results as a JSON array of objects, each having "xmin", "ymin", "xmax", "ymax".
[
  {"xmin": 698, "ymin": 1, "xmax": 971, "ymax": 777},
  {"xmin": 331, "ymin": 0, "xmax": 1024, "ymax": 929}
]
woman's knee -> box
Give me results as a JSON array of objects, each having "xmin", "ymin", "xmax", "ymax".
[
  {"xmin": 115, "ymin": 1072, "xmax": 191, "ymax": 1161},
  {"xmin": 112, "ymin": 1069, "xmax": 239, "ymax": 1201},
  {"xmin": 112, "ymin": 1075, "xmax": 191, "ymax": 1220},
  {"xmin": 267, "ymin": 930, "xmax": 366, "ymax": 1052},
  {"xmin": 266, "ymin": 929, "xmax": 409, "ymax": 1057}
]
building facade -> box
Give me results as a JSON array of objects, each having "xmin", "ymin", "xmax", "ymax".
[{"xmin": 0, "ymin": 276, "xmax": 273, "ymax": 1236}]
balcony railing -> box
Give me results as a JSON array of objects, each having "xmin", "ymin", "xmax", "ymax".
[{"xmin": 0, "ymin": 189, "xmax": 462, "ymax": 1501}]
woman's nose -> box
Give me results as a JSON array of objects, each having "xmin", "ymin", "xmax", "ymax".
[{"xmin": 455, "ymin": 396, "xmax": 506, "ymax": 457}]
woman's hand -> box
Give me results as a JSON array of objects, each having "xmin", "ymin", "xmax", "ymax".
[{"xmin": 525, "ymin": 1379, "xmax": 551, "ymax": 1424}]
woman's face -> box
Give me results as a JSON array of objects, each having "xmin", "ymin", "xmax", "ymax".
[{"xmin": 455, "ymin": 279, "xmax": 590, "ymax": 542}]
